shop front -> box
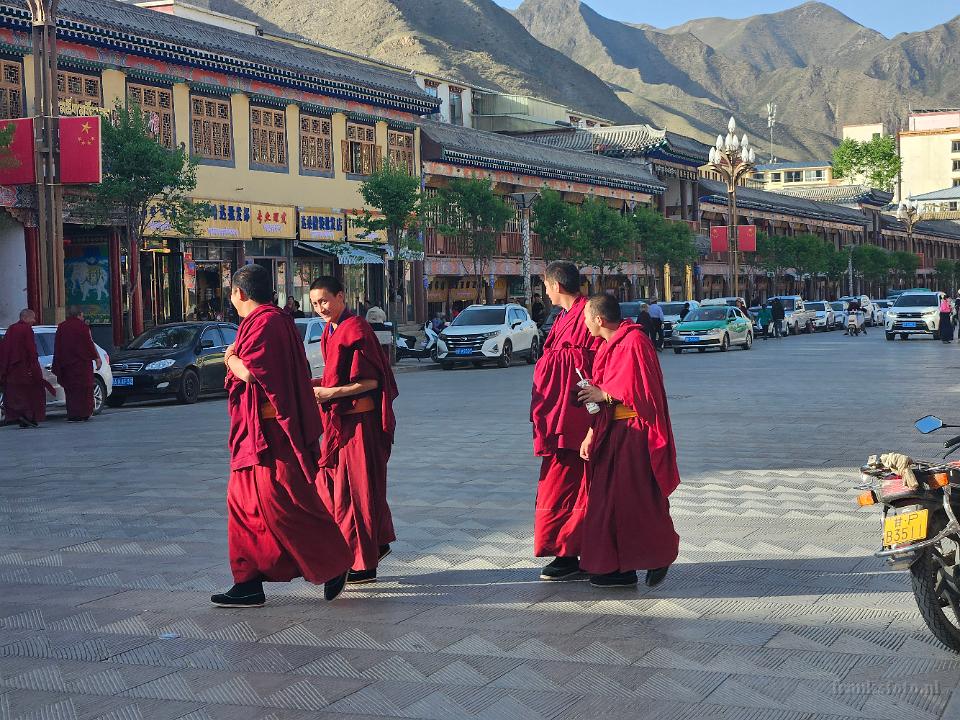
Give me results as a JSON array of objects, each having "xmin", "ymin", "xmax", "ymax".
[
  {"xmin": 63, "ymin": 229, "xmax": 115, "ymax": 347},
  {"xmin": 246, "ymin": 204, "xmax": 297, "ymax": 307},
  {"xmin": 294, "ymin": 208, "xmax": 344, "ymax": 312}
]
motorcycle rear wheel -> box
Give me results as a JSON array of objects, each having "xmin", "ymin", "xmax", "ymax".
[{"xmin": 911, "ymin": 538, "xmax": 960, "ymax": 653}]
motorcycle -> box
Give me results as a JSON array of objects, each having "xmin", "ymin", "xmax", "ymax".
[
  {"xmin": 857, "ymin": 414, "xmax": 960, "ymax": 651},
  {"xmin": 396, "ymin": 322, "xmax": 439, "ymax": 362},
  {"xmin": 846, "ymin": 310, "xmax": 864, "ymax": 336}
]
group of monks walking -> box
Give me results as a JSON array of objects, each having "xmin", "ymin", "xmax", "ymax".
[
  {"xmin": 0, "ymin": 307, "xmax": 101, "ymax": 428},
  {"xmin": 217, "ymin": 259, "xmax": 679, "ymax": 605}
]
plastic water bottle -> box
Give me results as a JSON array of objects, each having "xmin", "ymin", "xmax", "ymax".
[{"xmin": 575, "ymin": 368, "xmax": 601, "ymax": 415}]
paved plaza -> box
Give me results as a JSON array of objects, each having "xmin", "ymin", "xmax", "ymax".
[{"xmin": 2, "ymin": 330, "xmax": 960, "ymax": 719}]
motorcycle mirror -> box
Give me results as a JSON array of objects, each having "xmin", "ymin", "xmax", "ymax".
[{"xmin": 916, "ymin": 415, "xmax": 944, "ymax": 434}]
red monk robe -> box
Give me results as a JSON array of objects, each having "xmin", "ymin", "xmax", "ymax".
[
  {"xmin": 52, "ymin": 316, "xmax": 99, "ymax": 420},
  {"xmin": 225, "ymin": 304, "xmax": 351, "ymax": 585},
  {"xmin": 0, "ymin": 320, "xmax": 47, "ymax": 425},
  {"xmin": 581, "ymin": 321, "xmax": 680, "ymax": 575},
  {"xmin": 530, "ymin": 296, "xmax": 601, "ymax": 557},
  {"xmin": 317, "ymin": 312, "xmax": 398, "ymax": 572}
]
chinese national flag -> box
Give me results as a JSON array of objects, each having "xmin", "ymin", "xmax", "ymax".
[
  {"xmin": 60, "ymin": 116, "xmax": 102, "ymax": 184},
  {"xmin": 710, "ymin": 225, "xmax": 728, "ymax": 253},
  {"xmin": 737, "ymin": 224, "xmax": 757, "ymax": 252},
  {"xmin": 0, "ymin": 118, "xmax": 36, "ymax": 185}
]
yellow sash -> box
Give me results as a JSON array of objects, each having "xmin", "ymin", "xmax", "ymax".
[{"xmin": 613, "ymin": 403, "xmax": 637, "ymax": 421}]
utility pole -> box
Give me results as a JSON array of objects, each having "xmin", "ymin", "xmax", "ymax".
[
  {"xmin": 766, "ymin": 102, "xmax": 777, "ymax": 165},
  {"xmin": 507, "ymin": 191, "xmax": 540, "ymax": 312},
  {"xmin": 29, "ymin": 0, "xmax": 64, "ymax": 325}
]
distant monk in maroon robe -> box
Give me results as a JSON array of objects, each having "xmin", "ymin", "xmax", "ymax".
[
  {"xmin": 213, "ymin": 264, "xmax": 352, "ymax": 607},
  {"xmin": 0, "ymin": 309, "xmax": 51, "ymax": 428},
  {"xmin": 530, "ymin": 261, "xmax": 601, "ymax": 581},
  {"xmin": 577, "ymin": 294, "xmax": 680, "ymax": 589},
  {"xmin": 52, "ymin": 307, "xmax": 101, "ymax": 422},
  {"xmin": 310, "ymin": 275, "xmax": 398, "ymax": 585}
]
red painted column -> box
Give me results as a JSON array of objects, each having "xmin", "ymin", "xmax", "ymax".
[
  {"xmin": 108, "ymin": 228, "xmax": 123, "ymax": 348},
  {"xmin": 129, "ymin": 232, "xmax": 143, "ymax": 338},
  {"xmin": 24, "ymin": 225, "xmax": 41, "ymax": 318}
]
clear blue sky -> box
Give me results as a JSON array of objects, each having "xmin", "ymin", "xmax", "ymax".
[{"xmin": 495, "ymin": 0, "xmax": 957, "ymax": 37}]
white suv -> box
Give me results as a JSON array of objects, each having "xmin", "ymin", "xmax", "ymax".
[
  {"xmin": 0, "ymin": 324, "xmax": 113, "ymax": 419},
  {"xmin": 766, "ymin": 296, "xmax": 817, "ymax": 335},
  {"xmin": 437, "ymin": 304, "xmax": 539, "ymax": 370},
  {"xmin": 885, "ymin": 291, "xmax": 944, "ymax": 340}
]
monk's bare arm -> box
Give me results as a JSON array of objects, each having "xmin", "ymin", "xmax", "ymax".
[
  {"xmin": 314, "ymin": 379, "xmax": 378, "ymax": 402},
  {"xmin": 225, "ymin": 354, "xmax": 253, "ymax": 383}
]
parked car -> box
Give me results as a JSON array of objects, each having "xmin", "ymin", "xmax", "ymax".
[
  {"xmin": 885, "ymin": 291, "xmax": 945, "ymax": 340},
  {"xmin": 701, "ymin": 296, "xmax": 746, "ymax": 308},
  {"xmin": 659, "ymin": 300, "xmax": 700, "ymax": 340},
  {"xmin": 839, "ymin": 295, "xmax": 877, "ymax": 325},
  {"xmin": 829, "ymin": 300, "xmax": 848, "ymax": 329},
  {"xmin": 671, "ymin": 305, "xmax": 753, "ymax": 353},
  {"xmin": 618, "ymin": 299, "xmax": 649, "ymax": 322},
  {"xmin": 873, "ymin": 299, "xmax": 892, "ymax": 325},
  {"xmin": 436, "ymin": 304, "xmax": 539, "ymax": 370},
  {"xmin": 766, "ymin": 295, "xmax": 816, "ymax": 335},
  {"xmin": 0, "ymin": 324, "xmax": 113, "ymax": 420},
  {"xmin": 805, "ymin": 301, "xmax": 836, "ymax": 331},
  {"xmin": 540, "ymin": 305, "xmax": 560, "ymax": 339},
  {"xmin": 294, "ymin": 317, "xmax": 326, "ymax": 378},
  {"xmin": 106, "ymin": 321, "xmax": 238, "ymax": 406}
]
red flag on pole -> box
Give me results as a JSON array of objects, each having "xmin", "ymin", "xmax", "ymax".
[
  {"xmin": 0, "ymin": 118, "xmax": 36, "ymax": 185},
  {"xmin": 710, "ymin": 225, "xmax": 728, "ymax": 253},
  {"xmin": 59, "ymin": 116, "xmax": 102, "ymax": 184},
  {"xmin": 737, "ymin": 224, "xmax": 757, "ymax": 252}
]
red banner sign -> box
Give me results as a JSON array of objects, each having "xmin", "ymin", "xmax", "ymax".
[
  {"xmin": 737, "ymin": 224, "xmax": 757, "ymax": 252},
  {"xmin": 59, "ymin": 116, "xmax": 102, "ymax": 184},
  {"xmin": 710, "ymin": 225, "xmax": 727, "ymax": 253},
  {"xmin": 0, "ymin": 118, "xmax": 36, "ymax": 185}
]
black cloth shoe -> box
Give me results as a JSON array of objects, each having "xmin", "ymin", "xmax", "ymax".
[
  {"xmin": 645, "ymin": 566, "xmax": 670, "ymax": 587},
  {"xmin": 540, "ymin": 556, "xmax": 581, "ymax": 581},
  {"xmin": 324, "ymin": 571, "xmax": 348, "ymax": 601},
  {"xmin": 347, "ymin": 568, "xmax": 377, "ymax": 585},
  {"xmin": 211, "ymin": 580, "xmax": 265, "ymax": 608},
  {"xmin": 378, "ymin": 544, "xmax": 391, "ymax": 560},
  {"xmin": 590, "ymin": 570, "xmax": 639, "ymax": 588}
]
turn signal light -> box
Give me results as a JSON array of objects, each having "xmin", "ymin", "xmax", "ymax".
[
  {"xmin": 929, "ymin": 473, "xmax": 950, "ymax": 489},
  {"xmin": 857, "ymin": 491, "xmax": 877, "ymax": 507}
]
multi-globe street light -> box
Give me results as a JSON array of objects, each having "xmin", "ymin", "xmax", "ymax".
[
  {"xmin": 896, "ymin": 199, "xmax": 927, "ymax": 289},
  {"xmin": 708, "ymin": 117, "xmax": 756, "ymax": 298}
]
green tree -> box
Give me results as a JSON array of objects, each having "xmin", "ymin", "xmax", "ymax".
[
  {"xmin": 824, "ymin": 246, "xmax": 850, "ymax": 296},
  {"xmin": 531, "ymin": 187, "xmax": 577, "ymax": 262},
  {"xmin": 787, "ymin": 234, "xmax": 830, "ymax": 298},
  {"xmin": 755, "ymin": 233, "xmax": 793, "ymax": 294},
  {"xmin": 832, "ymin": 136, "xmax": 902, "ymax": 192},
  {"xmin": 85, "ymin": 101, "xmax": 206, "ymax": 339},
  {"xmin": 935, "ymin": 259, "xmax": 956, "ymax": 293},
  {"xmin": 574, "ymin": 196, "xmax": 633, "ymax": 287},
  {"xmin": 890, "ymin": 250, "xmax": 920, "ymax": 288},
  {"xmin": 357, "ymin": 160, "xmax": 422, "ymax": 321},
  {"xmin": 631, "ymin": 207, "xmax": 697, "ymax": 299},
  {"xmin": 0, "ymin": 121, "xmax": 20, "ymax": 170},
  {"xmin": 852, "ymin": 245, "xmax": 890, "ymax": 295},
  {"xmin": 431, "ymin": 178, "xmax": 513, "ymax": 304}
]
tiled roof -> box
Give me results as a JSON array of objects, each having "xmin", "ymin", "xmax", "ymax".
[
  {"xmin": 527, "ymin": 124, "xmax": 666, "ymax": 155},
  {"xmin": 419, "ymin": 121, "xmax": 666, "ymax": 195},
  {"xmin": 880, "ymin": 215, "xmax": 960, "ymax": 241},
  {"xmin": 663, "ymin": 132, "xmax": 711, "ymax": 163},
  {"xmin": 2, "ymin": 0, "xmax": 439, "ymax": 114},
  {"xmin": 776, "ymin": 184, "xmax": 893, "ymax": 206},
  {"xmin": 698, "ymin": 178, "xmax": 867, "ymax": 226},
  {"xmin": 911, "ymin": 186, "xmax": 960, "ymax": 202},
  {"xmin": 755, "ymin": 161, "xmax": 832, "ymax": 170}
]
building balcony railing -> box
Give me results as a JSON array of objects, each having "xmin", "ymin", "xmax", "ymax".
[{"xmin": 423, "ymin": 228, "xmax": 545, "ymax": 259}]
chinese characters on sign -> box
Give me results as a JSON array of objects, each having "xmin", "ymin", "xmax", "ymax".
[{"xmin": 299, "ymin": 209, "xmax": 345, "ymax": 241}]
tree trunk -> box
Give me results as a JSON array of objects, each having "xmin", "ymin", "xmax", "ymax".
[{"xmin": 389, "ymin": 227, "xmax": 402, "ymax": 325}]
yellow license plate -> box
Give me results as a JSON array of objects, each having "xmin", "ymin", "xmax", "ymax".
[{"xmin": 883, "ymin": 509, "xmax": 929, "ymax": 548}]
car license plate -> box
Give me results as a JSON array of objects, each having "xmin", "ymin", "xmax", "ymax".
[
  {"xmin": 113, "ymin": 376, "xmax": 133, "ymax": 387},
  {"xmin": 454, "ymin": 348, "xmax": 472, "ymax": 356},
  {"xmin": 883, "ymin": 509, "xmax": 928, "ymax": 548},
  {"xmin": 684, "ymin": 336, "xmax": 700, "ymax": 343},
  {"xmin": 903, "ymin": 322, "xmax": 917, "ymax": 328}
]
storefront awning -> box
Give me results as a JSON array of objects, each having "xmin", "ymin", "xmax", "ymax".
[
  {"xmin": 300, "ymin": 241, "xmax": 384, "ymax": 265},
  {"xmin": 384, "ymin": 244, "xmax": 425, "ymax": 261}
]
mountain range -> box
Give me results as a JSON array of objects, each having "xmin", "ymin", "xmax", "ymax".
[{"xmin": 192, "ymin": 0, "xmax": 960, "ymax": 161}]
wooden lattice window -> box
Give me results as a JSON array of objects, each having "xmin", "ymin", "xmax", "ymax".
[
  {"xmin": 191, "ymin": 95, "xmax": 232, "ymax": 161},
  {"xmin": 57, "ymin": 71, "xmax": 101, "ymax": 106},
  {"xmin": 0, "ymin": 61, "xmax": 22, "ymax": 119},
  {"xmin": 300, "ymin": 114, "xmax": 332, "ymax": 172},
  {"xmin": 387, "ymin": 130, "xmax": 414, "ymax": 174},
  {"xmin": 342, "ymin": 122, "xmax": 380, "ymax": 176},
  {"xmin": 128, "ymin": 83, "xmax": 174, "ymax": 148},
  {"xmin": 250, "ymin": 106, "xmax": 286, "ymax": 168}
]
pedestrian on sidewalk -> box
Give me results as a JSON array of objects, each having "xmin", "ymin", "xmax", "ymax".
[
  {"xmin": 311, "ymin": 276, "xmax": 399, "ymax": 585},
  {"xmin": 648, "ymin": 300, "xmax": 665, "ymax": 350},
  {"xmin": 530, "ymin": 262, "xmax": 602, "ymax": 582},
  {"xmin": 52, "ymin": 307, "xmax": 101, "ymax": 422},
  {"xmin": 0, "ymin": 309, "xmax": 52, "ymax": 428},
  {"xmin": 770, "ymin": 298, "xmax": 785, "ymax": 338},
  {"xmin": 577, "ymin": 294, "xmax": 680, "ymax": 589},
  {"xmin": 758, "ymin": 304, "xmax": 772, "ymax": 339},
  {"xmin": 940, "ymin": 296, "xmax": 954, "ymax": 344},
  {"xmin": 212, "ymin": 264, "xmax": 352, "ymax": 608},
  {"xmin": 637, "ymin": 304, "xmax": 655, "ymax": 343}
]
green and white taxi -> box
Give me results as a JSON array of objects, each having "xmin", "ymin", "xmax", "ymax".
[{"xmin": 671, "ymin": 306, "xmax": 753, "ymax": 353}]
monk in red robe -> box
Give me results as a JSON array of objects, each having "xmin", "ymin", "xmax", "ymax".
[
  {"xmin": 1, "ymin": 309, "xmax": 50, "ymax": 428},
  {"xmin": 577, "ymin": 293, "xmax": 680, "ymax": 589},
  {"xmin": 52, "ymin": 307, "xmax": 101, "ymax": 422},
  {"xmin": 530, "ymin": 262, "xmax": 601, "ymax": 581},
  {"xmin": 213, "ymin": 264, "xmax": 352, "ymax": 607},
  {"xmin": 310, "ymin": 276, "xmax": 398, "ymax": 585}
]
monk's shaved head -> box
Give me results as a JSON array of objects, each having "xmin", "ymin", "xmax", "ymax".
[
  {"xmin": 587, "ymin": 294, "xmax": 621, "ymax": 324},
  {"xmin": 544, "ymin": 262, "xmax": 581, "ymax": 295},
  {"xmin": 19, "ymin": 308, "xmax": 36, "ymax": 323},
  {"xmin": 232, "ymin": 264, "xmax": 273, "ymax": 304},
  {"xmin": 67, "ymin": 306, "xmax": 83, "ymax": 318}
]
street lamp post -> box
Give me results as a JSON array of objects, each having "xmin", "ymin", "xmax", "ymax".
[
  {"xmin": 507, "ymin": 191, "xmax": 540, "ymax": 312},
  {"xmin": 708, "ymin": 117, "xmax": 756, "ymax": 299},
  {"xmin": 896, "ymin": 200, "xmax": 926, "ymax": 287}
]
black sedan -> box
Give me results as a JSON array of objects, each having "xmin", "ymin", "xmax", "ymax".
[{"xmin": 106, "ymin": 322, "xmax": 238, "ymax": 407}]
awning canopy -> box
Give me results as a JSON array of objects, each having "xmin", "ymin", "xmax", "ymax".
[
  {"xmin": 299, "ymin": 241, "xmax": 384, "ymax": 265},
  {"xmin": 384, "ymin": 245, "xmax": 426, "ymax": 261}
]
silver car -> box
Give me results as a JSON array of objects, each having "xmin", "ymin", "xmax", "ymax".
[
  {"xmin": 660, "ymin": 300, "xmax": 700, "ymax": 340},
  {"xmin": 805, "ymin": 301, "xmax": 835, "ymax": 331},
  {"xmin": 294, "ymin": 317, "xmax": 326, "ymax": 378},
  {"xmin": 829, "ymin": 301, "xmax": 848, "ymax": 329}
]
